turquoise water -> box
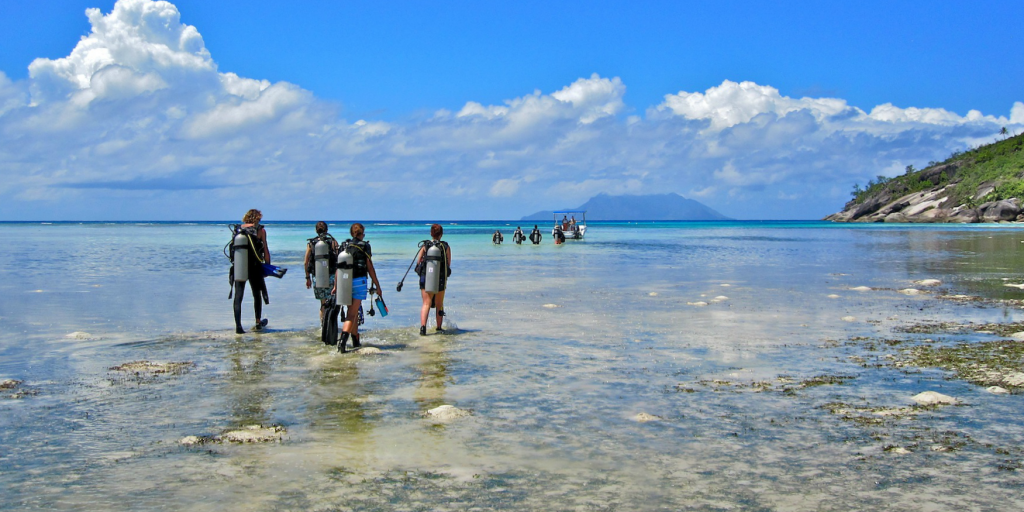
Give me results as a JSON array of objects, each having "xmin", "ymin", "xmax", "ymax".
[{"xmin": 1, "ymin": 220, "xmax": 1024, "ymax": 510}]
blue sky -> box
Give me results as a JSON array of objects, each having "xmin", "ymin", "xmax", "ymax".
[{"xmin": 1, "ymin": 0, "xmax": 1022, "ymax": 220}]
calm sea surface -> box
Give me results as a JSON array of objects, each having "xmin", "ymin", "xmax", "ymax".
[{"xmin": 1, "ymin": 220, "xmax": 1023, "ymax": 510}]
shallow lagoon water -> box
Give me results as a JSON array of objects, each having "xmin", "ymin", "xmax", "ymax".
[{"xmin": 2, "ymin": 221, "xmax": 1024, "ymax": 510}]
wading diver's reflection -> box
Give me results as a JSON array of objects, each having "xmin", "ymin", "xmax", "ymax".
[
  {"xmin": 308, "ymin": 348, "xmax": 375, "ymax": 448},
  {"xmin": 227, "ymin": 336, "xmax": 272, "ymax": 428},
  {"xmin": 413, "ymin": 337, "xmax": 453, "ymax": 415}
]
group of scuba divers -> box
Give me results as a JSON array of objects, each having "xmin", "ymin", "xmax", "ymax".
[
  {"xmin": 492, "ymin": 216, "xmax": 581, "ymax": 246},
  {"xmin": 227, "ymin": 209, "xmax": 452, "ymax": 353}
]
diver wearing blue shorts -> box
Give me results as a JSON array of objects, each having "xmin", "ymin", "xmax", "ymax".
[{"xmin": 339, "ymin": 223, "xmax": 382, "ymax": 350}]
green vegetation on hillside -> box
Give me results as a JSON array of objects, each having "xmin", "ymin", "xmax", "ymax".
[{"xmin": 850, "ymin": 132, "xmax": 1024, "ymax": 206}]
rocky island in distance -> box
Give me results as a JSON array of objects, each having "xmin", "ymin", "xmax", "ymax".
[
  {"xmin": 522, "ymin": 192, "xmax": 730, "ymax": 221},
  {"xmin": 826, "ymin": 132, "xmax": 1024, "ymax": 223}
]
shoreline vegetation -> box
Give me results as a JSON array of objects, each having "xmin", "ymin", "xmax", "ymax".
[{"xmin": 826, "ymin": 132, "xmax": 1024, "ymax": 223}]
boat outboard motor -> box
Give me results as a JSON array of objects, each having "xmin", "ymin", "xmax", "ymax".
[
  {"xmin": 424, "ymin": 244, "xmax": 444, "ymax": 293},
  {"xmin": 313, "ymin": 238, "xmax": 331, "ymax": 288},
  {"xmin": 336, "ymin": 251, "xmax": 353, "ymax": 306},
  {"xmin": 233, "ymin": 232, "xmax": 249, "ymax": 282}
]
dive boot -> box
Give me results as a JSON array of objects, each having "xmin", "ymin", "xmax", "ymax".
[{"xmin": 339, "ymin": 332, "xmax": 350, "ymax": 353}]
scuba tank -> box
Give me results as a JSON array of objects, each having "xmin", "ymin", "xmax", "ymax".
[
  {"xmin": 313, "ymin": 238, "xmax": 331, "ymax": 288},
  {"xmin": 336, "ymin": 251, "xmax": 353, "ymax": 306},
  {"xmin": 424, "ymin": 243, "xmax": 444, "ymax": 293},
  {"xmin": 233, "ymin": 232, "xmax": 249, "ymax": 282}
]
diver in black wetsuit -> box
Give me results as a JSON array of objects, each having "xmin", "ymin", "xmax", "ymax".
[
  {"xmin": 233, "ymin": 209, "xmax": 272, "ymax": 334},
  {"xmin": 529, "ymin": 225, "xmax": 542, "ymax": 244}
]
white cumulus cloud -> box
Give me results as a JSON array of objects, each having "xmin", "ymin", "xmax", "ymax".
[{"xmin": 657, "ymin": 80, "xmax": 851, "ymax": 130}]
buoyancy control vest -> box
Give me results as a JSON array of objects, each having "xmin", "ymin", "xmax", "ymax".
[
  {"xmin": 341, "ymin": 239, "xmax": 371, "ymax": 278},
  {"xmin": 415, "ymin": 240, "xmax": 450, "ymax": 276},
  {"xmin": 306, "ymin": 233, "xmax": 339, "ymax": 288},
  {"xmin": 227, "ymin": 225, "xmax": 265, "ymax": 269},
  {"xmin": 513, "ymin": 229, "xmax": 525, "ymax": 244},
  {"xmin": 529, "ymin": 229, "xmax": 542, "ymax": 244}
]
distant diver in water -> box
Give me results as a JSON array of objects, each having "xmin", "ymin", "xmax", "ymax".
[
  {"xmin": 554, "ymin": 225, "xmax": 565, "ymax": 244},
  {"xmin": 513, "ymin": 226, "xmax": 525, "ymax": 244},
  {"xmin": 529, "ymin": 225, "xmax": 542, "ymax": 244},
  {"xmin": 228, "ymin": 209, "xmax": 272, "ymax": 334},
  {"xmin": 492, "ymin": 229, "xmax": 504, "ymax": 244}
]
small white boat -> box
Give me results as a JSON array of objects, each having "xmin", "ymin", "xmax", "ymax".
[{"xmin": 552, "ymin": 210, "xmax": 587, "ymax": 240}]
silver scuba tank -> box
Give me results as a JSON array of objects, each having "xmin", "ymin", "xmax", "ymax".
[
  {"xmin": 313, "ymin": 239, "xmax": 330, "ymax": 288},
  {"xmin": 424, "ymin": 244, "xmax": 443, "ymax": 293},
  {"xmin": 336, "ymin": 250, "xmax": 353, "ymax": 306},
  {"xmin": 233, "ymin": 232, "xmax": 248, "ymax": 282}
]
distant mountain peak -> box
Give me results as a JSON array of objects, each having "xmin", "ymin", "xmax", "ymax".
[{"xmin": 522, "ymin": 193, "xmax": 730, "ymax": 221}]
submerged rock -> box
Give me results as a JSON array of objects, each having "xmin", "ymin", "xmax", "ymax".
[
  {"xmin": 841, "ymin": 316, "xmax": 857, "ymax": 322},
  {"xmin": 180, "ymin": 425, "xmax": 286, "ymax": 446},
  {"xmin": 914, "ymin": 279, "xmax": 942, "ymax": 287},
  {"xmin": 221, "ymin": 425, "xmax": 286, "ymax": 443},
  {"xmin": 65, "ymin": 332, "xmax": 95, "ymax": 339},
  {"xmin": 687, "ymin": 301, "xmax": 708, "ymax": 306},
  {"xmin": 899, "ymin": 288, "xmax": 923, "ymax": 295},
  {"xmin": 352, "ymin": 346, "xmax": 383, "ymax": 356},
  {"xmin": 850, "ymin": 286, "xmax": 872, "ymax": 291},
  {"xmin": 634, "ymin": 412, "xmax": 661, "ymax": 423},
  {"xmin": 912, "ymin": 391, "xmax": 958, "ymax": 406},
  {"xmin": 179, "ymin": 435, "xmax": 213, "ymax": 446},
  {"xmin": 424, "ymin": 405, "xmax": 471, "ymax": 421},
  {"xmin": 0, "ymin": 379, "xmax": 37, "ymax": 399},
  {"xmin": 1004, "ymin": 372, "xmax": 1024, "ymax": 387},
  {"xmin": 542, "ymin": 304, "xmax": 562, "ymax": 308},
  {"xmin": 987, "ymin": 386, "xmax": 1010, "ymax": 395},
  {"xmin": 827, "ymin": 294, "xmax": 841, "ymax": 299},
  {"xmin": 110, "ymin": 360, "xmax": 194, "ymax": 375},
  {"xmin": 710, "ymin": 296, "xmax": 729, "ymax": 303}
]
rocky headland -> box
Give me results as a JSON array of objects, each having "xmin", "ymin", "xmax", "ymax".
[{"xmin": 826, "ymin": 133, "xmax": 1024, "ymax": 223}]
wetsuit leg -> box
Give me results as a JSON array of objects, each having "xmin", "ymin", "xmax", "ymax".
[
  {"xmin": 251, "ymin": 273, "xmax": 268, "ymax": 305},
  {"xmin": 248, "ymin": 277, "xmax": 264, "ymax": 323},
  {"xmin": 233, "ymin": 281, "xmax": 246, "ymax": 332}
]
